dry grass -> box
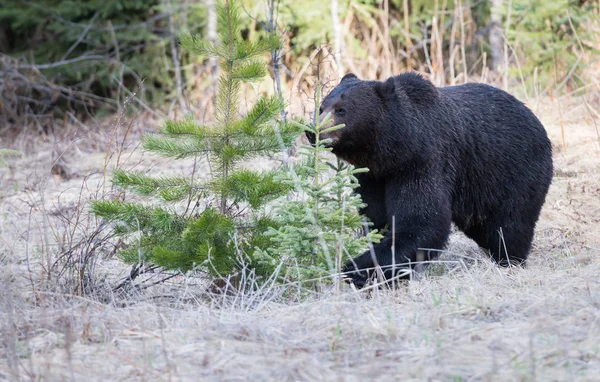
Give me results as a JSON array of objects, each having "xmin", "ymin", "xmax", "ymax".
[
  {"xmin": 1, "ymin": 92, "xmax": 600, "ymax": 380},
  {"xmin": 2, "ymin": 258, "xmax": 599, "ymax": 381}
]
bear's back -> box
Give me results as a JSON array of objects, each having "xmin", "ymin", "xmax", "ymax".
[
  {"xmin": 437, "ymin": 83, "xmax": 553, "ymax": 222},
  {"xmin": 439, "ymin": 83, "xmax": 551, "ymax": 157}
]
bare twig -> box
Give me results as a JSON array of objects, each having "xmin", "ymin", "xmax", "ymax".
[
  {"xmin": 19, "ymin": 55, "xmax": 106, "ymax": 70},
  {"xmin": 61, "ymin": 12, "xmax": 99, "ymax": 61}
]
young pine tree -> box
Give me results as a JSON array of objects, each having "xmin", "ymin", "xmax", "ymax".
[
  {"xmin": 253, "ymin": 89, "xmax": 382, "ymax": 284},
  {"xmin": 91, "ymin": 0, "xmax": 297, "ymax": 279}
]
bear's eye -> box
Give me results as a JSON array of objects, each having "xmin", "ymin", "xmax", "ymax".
[{"xmin": 335, "ymin": 107, "xmax": 346, "ymax": 116}]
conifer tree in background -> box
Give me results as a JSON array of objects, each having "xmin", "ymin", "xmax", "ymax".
[
  {"xmin": 91, "ymin": 0, "xmax": 297, "ymax": 279},
  {"xmin": 253, "ymin": 90, "xmax": 382, "ymax": 285}
]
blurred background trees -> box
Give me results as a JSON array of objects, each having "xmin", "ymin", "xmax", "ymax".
[{"xmin": 1, "ymin": 0, "xmax": 599, "ymax": 131}]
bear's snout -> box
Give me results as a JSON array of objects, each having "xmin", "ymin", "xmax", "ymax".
[{"xmin": 318, "ymin": 109, "xmax": 343, "ymax": 145}]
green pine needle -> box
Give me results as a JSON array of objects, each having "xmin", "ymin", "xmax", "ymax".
[
  {"xmin": 142, "ymin": 134, "xmax": 210, "ymax": 158},
  {"xmin": 217, "ymin": 0, "xmax": 242, "ymax": 54},
  {"xmin": 235, "ymin": 96, "xmax": 285, "ymax": 134},
  {"xmin": 163, "ymin": 116, "xmax": 211, "ymax": 139},
  {"xmin": 112, "ymin": 169, "xmax": 203, "ymax": 202},
  {"xmin": 179, "ymin": 33, "xmax": 221, "ymax": 58},
  {"xmin": 232, "ymin": 60, "xmax": 267, "ymax": 81},
  {"xmin": 234, "ymin": 35, "xmax": 282, "ymax": 61},
  {"xmin": 90, "ymin": 200, "xmax": 184, "ymax": 234},
  {"xmin": 211, "ymin": 169, "xmax": 290, "ymax": 208}
]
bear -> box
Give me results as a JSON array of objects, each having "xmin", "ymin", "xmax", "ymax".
[{"xmin": 308, "ymin": 72, "xmax": 554, "ymax": 288}]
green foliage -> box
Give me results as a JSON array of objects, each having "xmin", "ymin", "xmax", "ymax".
[
  {"xmin": 2, "ymin": 0, "xmax": 597, "ymax": 125},
  {"xmin": 91, "ymin": 0, "xmax": 298, "ymax": 279},
  {"xmin": 261, "ymin": 0, "xmax": 596, "ymax": 91},
  {"xmin": 0, "ymin": 149, "xmax": 21, "ymax": 168},
  {"xmin": 179, "ymin": 209, "xmax": 237, "ymax": 274},
  {"xmin": 111, "ymin": 169, "xmax": 198, "ymax": 201},
  {"xmin": 0, "ymin": 0, "xmax": 205, "ymax": 110},
  {"xmin": 90, "ymin": 200, "xmax": 184, "ymax": 235},
  {"xmin": 253, "ymin": 95, "xmax": 382, "ymax": 284},
  {"xmin": 504, "ymin": 0, "xmax": 598, "ymax": 88},
  {"xmin": 211, "ymin": 170, "xmax": 290, "ymax": 209}
]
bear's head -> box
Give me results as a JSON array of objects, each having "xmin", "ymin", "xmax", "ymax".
[
  {"xmin": 306, "ymin": 72, "xmax": 439, "ymax": 171},
  {"xmin": 307, "ymin": 73, "xmax": 386, "ymax": 166}
]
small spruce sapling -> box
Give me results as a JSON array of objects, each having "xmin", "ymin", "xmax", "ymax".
[
  {"xmin": 91, "ymin": 0, "xmax": 297, "ymax": 280},
  {"xmin": 254, "ymin": 88, "xmax": 382, "ymax": 284}
]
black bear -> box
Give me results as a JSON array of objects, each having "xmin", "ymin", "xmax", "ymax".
[{"xmin": 309, "ymin": 72, "xmax": 553, "ymax": 288}]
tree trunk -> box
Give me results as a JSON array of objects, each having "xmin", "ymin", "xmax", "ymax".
[
  {"xmin": 207, "ymin": 0, "xmax": 218, "ymax": 104},
  {"xmin": 403, "ymin": 0, "xmax": 413, "ymax": 71},
  {"xmin": 331, "ymin": 0, "xmax": 344, "ymax": 78},
  {"xmin": 166, "ymin": 0, "xmax": 186, "ymax": 112},
  {"xmin": 489, "ymin": 0, "xmax": 504, "ymax": 72}
]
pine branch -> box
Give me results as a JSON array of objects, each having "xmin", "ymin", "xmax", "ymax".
[
  {"xmin": 233, "ymin": 35, "xmax": 282, "ymax": 61},
  {"xmin": 142, "ymin": 134, "xmax": 211, "ymax": 158},
  {"xmin": 215, "ymin": 74, "xmax": 241, "ymax": 128},
  {"xmin": 234, "ymin": 95, "xmax": 284, "ymax": 134},
  {"xmin": 180, "ymin": 208, "xmax": 237, "ymax": 274},
  {"xmin": 231, "ymin": 60, "xmax": 267, "ymax": 81},
  {"xmin": 210, "ymin": 169, "xmax": 290, "ymax": 208},
  {"xmin": 91, "ymin": 200, "xmax": 184, "ymax": 233},
  {"xmin": 179, "ymin": 33, "xmax": 221, "ymax": 58},
  {"xmin": 163, "ymin": 116, "xmax": 211, "ymax": 139},
  {"xmin": 112, "ymin": 169, "xmax": 205, "ymax": 202},
  {"xmin": 217, "ymin": 0, "xmax": 242, "ymax": 56}
]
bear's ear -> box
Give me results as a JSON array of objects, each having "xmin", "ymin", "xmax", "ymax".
[
  {"xmin": 396, "ymin": 72, "xmax": 439, "ymax": 104},
  {"xmin": 340, "ymin": 73, "xmax": 358, "ymax": 83},
  {"xmin": 374, "ymin": 77, "xmax": 396, "ymax": 100}
]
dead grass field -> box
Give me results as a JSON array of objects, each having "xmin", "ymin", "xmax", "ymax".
[{"xmin": 1, "ymin": 95, "xmax": 600, "ymax": 381}]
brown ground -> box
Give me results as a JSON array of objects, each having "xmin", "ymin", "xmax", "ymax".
[{"xmin": 1, "ymin": 95, "xmax": 599, "ymax": 381}]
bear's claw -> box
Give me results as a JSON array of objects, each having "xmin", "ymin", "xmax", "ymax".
[{"xmin": 342, "ymin": 264, "xmax": 370, "ymax": 289}]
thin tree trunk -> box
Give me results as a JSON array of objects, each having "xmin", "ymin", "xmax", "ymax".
[
  {"xmin": 268, "ymin": 0, "xmax": 286, "ymax": 121},
  {"xmin": 331, "ymin": 0, "xmax": 344, "ymax": 78},
  {"xmin": 207, "ymin": 0, "xmax": 219, "ymax": 105},
  {"xmin": 267, "ymin": 0, "xmax": 293, "ymax": 158},
  {"xmin": 490, "ymin": 0, "xmax": 504, "ymax": 72},
  {"xmin": 166, "ymin": 0, "xmax": 186, "ymax": 112},
  {"xmin": 502, "ymin": 0, "xmax": 513, "ymax": 90},
  {"xmin": 403, "ymin": 0, "xmax": 413, "ymax": 71},
  {"xmin": 382, "ymin": 0, "xmax": 391, "ymax": 77}
]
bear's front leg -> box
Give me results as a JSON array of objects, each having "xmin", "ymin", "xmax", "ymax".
[{"xmin": 343, "ymin": 178, "xmax": 452, "ymax": 288}]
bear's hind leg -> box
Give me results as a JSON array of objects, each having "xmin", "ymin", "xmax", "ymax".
[{"xmin": 465, "ymin": 220, "xmax": 535, "ymax": 266}]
